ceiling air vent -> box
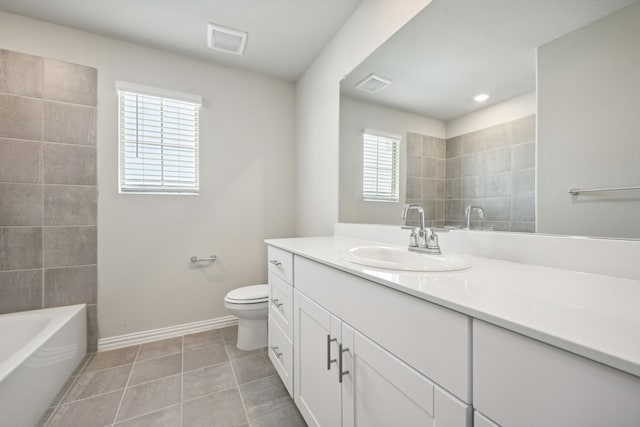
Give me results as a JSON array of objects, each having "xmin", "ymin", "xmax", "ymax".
[
  {"xmin": 207, "ymin": 23, "xmax": 248, "ymax": 55},
  {"xmin": 356, "ymin": 74, "xmax": 392, "ymax": 93}
]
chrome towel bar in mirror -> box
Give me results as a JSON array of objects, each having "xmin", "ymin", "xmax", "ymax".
[{"xmin": 190, "ymin": 255, "xmax": 217, "ymax": 263}]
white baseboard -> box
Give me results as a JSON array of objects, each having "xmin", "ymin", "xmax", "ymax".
[{"xmin": 97, "ymin": 315, "xmax": 238, "ymax": 352}]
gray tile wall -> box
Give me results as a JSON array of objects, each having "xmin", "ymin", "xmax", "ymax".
[
  {"xmin": 445, "ymin": 115, "xmax": 536, "ymax": 232},
  {"xmin": 0, "ymin": 49, "xmax": 98, "ymax": 350},
  {"xmin": 405, "ymin": 132, "xmax": 446, "ymax": 227}
]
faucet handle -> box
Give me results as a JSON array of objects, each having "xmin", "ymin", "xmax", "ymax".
[
  {"xmin": 400, "ymin": 226, "xmax": 419, "ymax": 247},
  {"xmin": 429, "ymin": 227, "xmax": 450, "ymax": 233}
]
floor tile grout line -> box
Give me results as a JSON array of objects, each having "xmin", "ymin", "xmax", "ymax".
[
  {"xmin": 53, "ymin": 387, "xmax": 127, "ymax": 407},
  {"xmin": 42, "ymin": 354, "xmax": 95, "ymax": 426},
  {"xmin": 225, "ymin": 340, "xmax": 252, "ymax": 426},
  {"xmin": 111, "ymin": 403, "xmax": 182, "ymax": 426},
  {"xmin": 112, "ymin": 345, "xmax": 141, "ymax": 424}
]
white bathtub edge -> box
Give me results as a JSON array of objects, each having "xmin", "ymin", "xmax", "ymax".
[{"xmin": 98, "ymin": 315, "xmax": 238, "ymax": 351}]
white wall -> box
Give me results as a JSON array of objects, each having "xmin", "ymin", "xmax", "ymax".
[
  {"xmin": 339, "ymin": 96, "xmax": 444, "ymax": 224},
  {"xmin": 295, "ymin": 0, "xmax": 433, "ymax": 236},
  {"xmin": 0, "ymin": 12, "xmax": 296, "ymax": 338},
  {"xmin": 446, "ymin": 92, "xmax": 536, "ymax": 138},
  {"xmin": 537, "ymin": 2, "xmax": 640, "ymax": 239}
]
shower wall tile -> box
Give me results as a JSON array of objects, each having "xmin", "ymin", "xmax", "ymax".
[
  {"xmin": 406, "ymin": 177, "xmax": 422, "ymax": 199},
  {"xmin": 446, "ymin": 157, "xmax": 462, "ymax": 179},
  {"xmin": 485, "ymin": 122, "xmax": 510, "ymax": 150},
  {"xmin": 446, "ymin": 178, "xmax": 462, "ymax": 200},
  {"xmin": 43, "ymin": 59, "xmax": 97, "ymax": 106},
  {"xmin": 43, "ymin": 226, "xmax": 97, "ymax": 268},
  {"xmin": 484, "ymin": 147, "xmax": 511, "ymax": 174},
  {"xmin": 462, "ymin": 129, "xmax": 485, "ymax": 154},
  {"xmin": 44, "ymin": 185, "xmax": 97, "ymax": 226},
  {"xmin": 483, "ymin": 197, "xmax": 511, "ymax": 221},
  {"xmin": 44, "ymin": 102, "xmax": 96, "ymax": 145},
  {"xmin": 462, "ymin": 152, "xmax": 484, "ymax": 177},
  {"xmin": 0, "ymin": 227, "xmax": 42, "ymax": 271},
  {"xmin": 0, "ymin": 94, "xmax": 43, "ymax": 140},
  {"xmin": 87, "ymin": 304, "xmax": 98, "ymax": 352},
  {"xmin": 512, "ymin": 115, "xmax": 536, "ymax": 144},
  {"xmin": 0, "ymin": 139, "xmax": 41, "ymax": 183},
  {"xmin": 422, "ymin": 157, "xmax": 437, "ymax": 178},
  {"xmin": 0, "ymin": 269, "xmax": 43, "ymax": 314},
  {"xmin": 436, "ymin": 159, "xmax": 446, "ymax": 179},
  {"xmin": 463, "ymin": 176, "xmax": 484, "ymax": 199},
  {"xmin": 0, "ymin": 50, "xmax": 44, "ymax": 98},
  {"xmin": 446, "ymin": 136, "xmax": 462, "ymax": 158},
  {"xmin": 406, "ymin": 133, "xmax": 423, "ymax": 155},
  {"xmin": 0, "ymin": 183, "xmax": 43, "ymax": 226},
  {"xmin": 445, "ymin": 114, "xmax": 536, "ymax": 232},
  {"xmin": 512, "ymin": 142, "xmax": 535, "ymax": 170},
  {"xmin": 0, "ymin": 49, "xmax": 98, "ymax": 348},
  {"xmin": 43, "ymin": 144, "xmax": 96, "ymax": 185},
  {"xmin": 485, "ymin": 172, "xmax": 511, "ymax": 197},
  {"xmin": 407, "ymin": 155, "xmax": 422, "ymax": 177},
  {"xmin": 44, "ymin": 265, "xmax": 97, "ymax": 307},
  {"xmin": 511, "ymin": 221, "xmax": 536, "ymax": 233}
]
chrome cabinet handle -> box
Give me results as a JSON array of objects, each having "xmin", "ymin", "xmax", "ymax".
[
  {"xmin": 271, "ymin": 298, "xmax": 283, "ymax": 308},
  {"xmin": 339, "ymin": 343, "xmax": 350, "ymax": 383},
  {"xmin": 269, "ymin": 260, "xmax": 282, "ymax": 267},
  {"xmin": 270, "ymin": 345, "xmax": 283, "ymax": 358},
  {"xmin": 327, "ymin": 334, "xmax": 337, "ymax": 370}
]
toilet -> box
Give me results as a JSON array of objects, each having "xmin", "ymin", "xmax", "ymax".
[{"xmin": 224, "ymin": 284, "xmax": 269, "ymax": 350}]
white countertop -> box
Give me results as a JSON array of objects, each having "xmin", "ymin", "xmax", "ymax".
[{"xmin": 265, "ymin": 236, "xmax": 640, "ymax": 378}]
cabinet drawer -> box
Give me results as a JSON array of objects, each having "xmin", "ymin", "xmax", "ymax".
[
  {"xmin": 268, "ymin": 271, "xmax": 293, "ymax": 338},
  {"xmin": 294, "ymin": 255, "xmax": 471, "ymax": 403},
  {"xmin": 267, "ymin": 246, "xmax": 294, "ymax": 284},
  {"xmin": 473, "ymin": 320, "xmax": 640, "ymax": 427},
  {"xmin": 268, "ymin": 314, "xmax": 293, "ymax": 397}
]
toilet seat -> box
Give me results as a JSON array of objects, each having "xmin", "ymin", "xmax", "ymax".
[{"xmin": 224, "ymin": 284, "xmax": 268, "ymax": 305}]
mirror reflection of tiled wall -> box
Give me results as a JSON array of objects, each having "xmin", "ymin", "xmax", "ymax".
[
  {"xmin": 444, "ymin": 115, "xmax": 536, "ymax": 232},
  {"xmin": 404, "ymin": 132, "xmax": 446, "ymax": 227}
]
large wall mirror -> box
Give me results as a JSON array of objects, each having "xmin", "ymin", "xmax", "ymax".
[{"xmin": 339, "ymin": 0, "xmax": 640, "ymax": 239}]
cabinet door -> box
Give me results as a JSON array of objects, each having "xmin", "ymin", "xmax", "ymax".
[
  {"xmin": 342, "ymin": 324, "xmax": 470, "ymax": 427},
  {"xmin": 294, "ymin": 290, "xmax": 342, "ymax": 427},
  {"xmin": 342, "ymin": 323, "xmax": 436, "ymax": 427}
]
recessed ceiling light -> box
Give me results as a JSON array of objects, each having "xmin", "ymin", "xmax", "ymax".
[
  {"xmin": 474, "ymin": 93, "xmax": 490, "ymax": 102},
  {"xmin": 356, "ymin": 74, "xmax": 392, "ymax": 93},
  {"xmin": 207, "ymin": 23, "xmax": 248, "ymax": 56}
]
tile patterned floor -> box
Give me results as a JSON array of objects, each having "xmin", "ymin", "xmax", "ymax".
[{"xmin": 40, "ymin": 326, "xmax": 306, "ymax": 427}]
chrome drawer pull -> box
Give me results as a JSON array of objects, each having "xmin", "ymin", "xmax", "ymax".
[
  {"xmin": 327, "ymin": 334, "xmax": 337, "ymax": 370},
  {"xmin": 269, "ymin": 260, "xmax": 282, "ymax": 267},
  {"xmin": 271, "ymin": 298, "xmax": 284, "ymax": 308},
  {"xmin": 270, "ymin": 345, "xmax": 283, "ymax": 358},
  {"xmin": 339, "ymin": 343, "xmax": 350, "ymax": 383}
]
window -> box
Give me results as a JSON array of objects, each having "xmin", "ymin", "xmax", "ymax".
[
  {"xmin": 117, "ymin": 82, "xmax": 201, "ymax": 194},
  {"xmin": 362, "ymin": 129, "xmax": 401, "ymax": 202}
]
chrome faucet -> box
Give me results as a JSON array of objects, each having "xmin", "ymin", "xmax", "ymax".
[
  {"xmin": 400, "ymin": 203, "xmax": 443, "ymax": 255},
  {"xmin": 464, "ymin": 205, "xmax": 485, "ymax": 230}
]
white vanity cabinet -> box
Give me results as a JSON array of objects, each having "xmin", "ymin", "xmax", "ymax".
[
  {"xmin": 473, "ymin": 320, "xmax": 640, "ymax": 427},
  {"xmin": 294, "ymin": 289, "xmax": 471, "ymax": 427},
  {"xmin": 267, "ymin": 246, "xmax": 295, "ymax": 396}
]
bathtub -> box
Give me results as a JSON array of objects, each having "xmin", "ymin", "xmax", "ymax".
[{"xmin": 0, "ymin": 304, "xmax": 87, "ymax": 427}]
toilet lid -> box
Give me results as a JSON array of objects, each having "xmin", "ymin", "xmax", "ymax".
[{"xmin": 225, "ymin": 284, "xmax": 268, "ymax": 303}]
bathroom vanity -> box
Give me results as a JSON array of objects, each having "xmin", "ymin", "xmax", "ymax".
[{"xmin": 265, "ymin": 236, "xmax": 640, "ymax": 427}]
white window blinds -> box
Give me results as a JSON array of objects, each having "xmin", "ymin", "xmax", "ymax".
[
  {"xmin": 363, "ymin": 130, "xmax": 401, "ymax": 202},
  {"xmin": 117, "ymin": 82, "xmax": 201, "ymax": 194}
]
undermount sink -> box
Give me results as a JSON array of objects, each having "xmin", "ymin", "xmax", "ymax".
[{"xmin": 339, "ymin": 246, "xmax": 471, "ymax": 272}]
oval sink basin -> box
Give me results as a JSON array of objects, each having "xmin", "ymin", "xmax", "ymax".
[{"xmin": 339, "ymin": 246, "xmax": 471, "ymax": 272}]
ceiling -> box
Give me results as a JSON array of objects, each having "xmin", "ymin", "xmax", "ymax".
[
  {"xmin": 341, "ymin": 0, "xmax": 636, "ymax": 121},
  {"xmin": 0, "ymin": 0, "xmax": 363, "ymax": 81}
]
